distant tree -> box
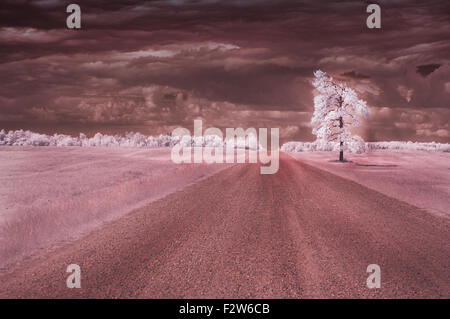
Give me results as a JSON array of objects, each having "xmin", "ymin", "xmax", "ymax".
[{"xmin": 311, "ymin": 70, "xmax": 369, "ymax": 161}]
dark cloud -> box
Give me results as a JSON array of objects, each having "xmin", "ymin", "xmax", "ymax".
[
  {"xmin": 0, "ymin": 0, "xmax": 449, "ymax": 143},
  {"xmin": 341, "ymin": 71, "xmax": 370, "ymax": 79},
  {"xmin": 416, "ymin": 63, "xmax": 441, "ymax": 77}
]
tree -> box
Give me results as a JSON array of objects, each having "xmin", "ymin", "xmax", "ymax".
[{"xmin": 311, "ymin": 70, "xmax": 369, "ymax": 161}]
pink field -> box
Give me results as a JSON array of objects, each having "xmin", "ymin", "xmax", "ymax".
[
  {"xmin": 0, "ymin": 147, "xmax": 229, "ymax": 270},
  {"xmin": 0, "ymin": 148, "xmax": 449, "ymax": 298},
  {"xmin": 289, "ymin": 150, "xmax": 450, "ymax": 219},
  {"xmin": 1, "ymin": 147, "xmax": 449, "ymax": 275}
]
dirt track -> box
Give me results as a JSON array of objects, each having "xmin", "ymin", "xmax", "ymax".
[{"xmin": 0, "ymin": 153, "xmax": 448, "ymax": 298}]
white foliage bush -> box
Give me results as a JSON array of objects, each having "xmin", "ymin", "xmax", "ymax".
[
  {"xmin": 3, "ymin": 129, "xmax": 448, "ymax": 152},
  {"xmin": 281, "ymin": 140, "xmax": 450, "ymax": 153},
  {"xmin": 0, "ymin": 129, "xmax": 260, "ymax": 150},
  {"xmin": 367, "ymin": 141, "xmax": 450, "ymax": 152}
]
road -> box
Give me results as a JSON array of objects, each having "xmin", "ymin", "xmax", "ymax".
[{"xmin": 0, "ymin": 153, "xmax": 449, "ymax": 298}]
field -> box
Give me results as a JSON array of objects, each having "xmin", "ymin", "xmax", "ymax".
[
  {"xmin": 0, "ymin": 147, "xmax": 229, "ymax": 270},
  {"xmin": 0, "ymin": 147, "xmax": 449, "ymax": 298},
  {"xmin": 288, "ymin": 150, "xmax": 450, "ymax": 218}
]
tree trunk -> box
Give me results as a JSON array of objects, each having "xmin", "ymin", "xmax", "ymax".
[{"xmin": 339, "ymin": 116, "xmax": 344, "ymax": 162}]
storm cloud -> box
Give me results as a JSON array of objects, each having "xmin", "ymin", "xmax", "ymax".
[{"xmin": 0, "ymin": 0, "xmax": 449, "ymax": 142}]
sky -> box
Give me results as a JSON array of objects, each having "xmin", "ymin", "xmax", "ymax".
[{"xmin": 0, "ymin": 0, "xmax": 449, "ymax": 143}]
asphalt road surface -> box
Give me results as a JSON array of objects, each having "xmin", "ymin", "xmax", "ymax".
[{"xmin": 1, "ymin": 153, "xmax": 449, "ymax": 298}]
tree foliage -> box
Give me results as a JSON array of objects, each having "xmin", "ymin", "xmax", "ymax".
[{"xmin": 311, "ymin": 70, "xmax": 369, "ymax": 158}]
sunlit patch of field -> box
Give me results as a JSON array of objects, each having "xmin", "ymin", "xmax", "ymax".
[
  {"xmin": 288, "ymin": 150, "xmax": 450, "ymax": 219},
  {"xmin": 0, "ymin": 147, "xmax": 229, "ymax": 271}
]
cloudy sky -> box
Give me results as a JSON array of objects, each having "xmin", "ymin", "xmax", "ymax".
[{"xmin": 0, "ymin": 0, "xmax": 449, "ymax": 142}]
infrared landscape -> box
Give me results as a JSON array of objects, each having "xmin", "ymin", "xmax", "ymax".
[{"xmin": 0, "ymin": 0, "xmax": 449, "ymax": 302}]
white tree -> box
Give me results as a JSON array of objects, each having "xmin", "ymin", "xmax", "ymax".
[{"xmin": 311, "ymin": 70, "xmax": 369, "ymax": 161}]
